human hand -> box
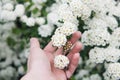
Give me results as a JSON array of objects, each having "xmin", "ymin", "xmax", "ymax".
[{"xmin": 21, "ymin": 31, "xmax": 82, "ymax": 80}]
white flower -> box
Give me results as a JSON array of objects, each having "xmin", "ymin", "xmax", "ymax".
[
  {"xmin": 47, "ymin": 12, "xmax": 59, "ymax": 25},
  {"xmin": 84, "ymin": 17, "xmax": 108, "ymax": 30},
  {"xmin": 54, "ymin": 55, "xmax": 69, "ymax": 69},
  {"xmin": 26, "ymin": 17, "xmax": 35, "ymax": 26},
  {"xmin": 69, "ymin": 0, "xmax": 83, "ymax": 17},
  {"xmin": 3, "ymin": 3, "xmax": 14, "ymax": 11},
  {"xmin": 0, "ymin": 10, "xmax": 16, "ymax": 22},
  {"xmin": 89, "ymin": 47, "xmax": 106, "ymax": 63},
  {"xmin": 85, "ymin": 59, "xmax": 96, "ymax": 68},
  {"xmin": 7, "ymin": 11, "xmax": 16, "ymax": 21},
  {"xmin": 104, "ymin": 47, "xmax": 120, "ymax": 62},
  {"xmin": 20, "ymin": 15, "xmax": 28, "ymax": 23},
  {"xmin": 0, "ymin": 66, "xmax": 16, "ymax": 80},
  {"xmin": 14, "ymin": 4, "xmax": 25, "ymax": 17},
  {"xmin": 90, "ymin": 74, "xmax": 102, "ymax": 80},
  {"xmin": 55, "ymin": 21, "xmax": 77, "ymax": 36},
  {"xmin": 82, "ymin": 28, "xmax": 110, "ymax": 46},
  {"xmin": 35, "ymin": 17, "xmax": 45, "ymax": 25},
  {"xmin": 104, "ymin": 63, "xmax": 120, "ymax": 80},
  {"xmin": 38, "ymin": 24, "xmax": 54, "ymax": 37},
  {"xmin": 75, "ymin": 69, "xmax": 89, "ymax": 79},
  {"xmin": 69, "ymin": 0, "xmax": 91, "ymax": 20},
  {"xmin": 32, "ymin": 0, "xmax": 47, "ymax": 4},
  {"xmin": 103, "ymin": 16, "xmax": 118, "ymax": 30},
  {"xmin": 81, "ymin": 5, "xmax": 91, "ymax": 20},
  {"xmin": 57, "ymin": 4, "xmax": 78, "ymax": 25},
  {"xmin": 82, "ymin": 77, "xmax": 90, "ymax": 80},
  {"xmin": 51, "ymin": 33, "xmax": 67, "ymax": 48},
  {"xmin": 55, "ymin": 0, "xmax": 72, "ymax": 3},
  {"xmin": 110, "ymin": 28, "xmax": 120, "ymax": 48},
  {"xmin": 18, "ymin": 66, "xmax": 25, "ymax": 75}
]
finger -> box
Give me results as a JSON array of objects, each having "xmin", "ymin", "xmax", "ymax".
[
  {"xmin": 44, "ymin": 41, "xmax": 57, "ymax": 53},
  {"xmin": 66, "ymin": 53, "xmax": 80, "ymax": 78},
  {"xmin": 69, "ymin": 31, "xmax": 81, "ymax": 44},
  {"xmin": 54, "ymin": 47, "xmax": 63, "ymax": 56},
  {"xmin": 67, "ymin": 42, "xmax": 82, "ymax": 59}
]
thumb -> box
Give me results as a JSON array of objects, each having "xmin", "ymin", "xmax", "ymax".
[
  {"xmin": 28, "ymin": 38, "xmax": 50, "ymax": 72},
  {"xmin": 30, "ymin": 38, "xmax": 41, "ymax": 50},
  {"xmin": 27, "ymin": 38, "xmax": 42, "ymax": 71}
]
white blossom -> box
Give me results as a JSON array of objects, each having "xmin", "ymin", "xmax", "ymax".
[
  {"xmin": 104, "ymin": 47, "xmax": 120, "ymax": 62},
  {"xmin": 32, "ymin": 0, "xmax": 47, "ymax": 4},
  {"xmin": 0, "ymin": 10, "xmax": 16, "ymax": 22},
  {"xmin": 89, "ymin": 47, "xmax": 106, "ymax": 63},
  {"xmin": 82, "ymin": 28, "xmax": 110, "ymax": 46},
  {"xmin": 84, "ymin": 17, "xmax": 108, "ymax": 30},
  {"xmin": 57, "ymin": 4, "xmax": 78, "ymax": 25},
  {"xmin": 20, "ymin": 15, "xmax": 28, "ymax": 23},
  {"xmin": 69, "ymin": 0, "xmax": 83, "ymax": 17},
  {"xmin": 26, "ymin": 17, "xmax": 35, "ymax": 26},
  {"xmin": 103, "ymin": 16, "xmax": 118, "ymax": 30},
  {"xmin": 0, "ymin": 66, "xmax": 16, "ymax": 80},
  {"xmin": 75, "ymin": 69, "xmax": 89, "ymax": 79},
  {"xmin": 104, "ymin": 63, "xmax": 120, "ymax": 80},
  {"xmin": 3, "ymin": 3, "xmax": 14, "ymax": 11},
  {"xmin": 54, "ymin": 55, "xmax": 69, "ymax": 69},
  {"xmin": 18, "ymin": 66, "xmax": 25, "ymax": 75},
  {"xmin": 110, "ymin": 28, "xmax": 120, "ymax": 48},
  {"xmin": 35, "ymin": 17, "xmax": 45, "ymax": 25},
  {"xmin": 14, "ymin": 4, "xmax": 25, "ymax": 17},
  {"xmin": 51, "ymin": 33, "xmax": 67, "ymax": 48},
  {"xmin": 38, "ymin": 24, "xmax": 54, "ymax": 37},
  {"xmin": 47, "ymin": 12, "xmax": 59, "ymax": 26},
  {"xmin": 90, "ymin": 74, "xmax": 102, "ymax": 80},
  {"xmin": 55, "ymin": 21, "xmax": 77, "ymax": 36}
]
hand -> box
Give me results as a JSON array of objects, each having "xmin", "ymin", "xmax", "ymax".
[{"xmin": 21, "ymin": 31, "xmax": 82, "ymax": 80}]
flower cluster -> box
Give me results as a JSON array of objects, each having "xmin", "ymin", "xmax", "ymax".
[
  {"xmin": 89, "ymin": 47, "xmax": 120, "ymax": 63},
  {"xmin": 54, "ymin": 55, "xmax": 69, "ymax": 69},
  {"xmin": 104, "ymin": 63, "xmax": 120, "ymax": 80},
  {"xmin": 52, "ymin": 21, "xmax": 77, "ymax": 47}
]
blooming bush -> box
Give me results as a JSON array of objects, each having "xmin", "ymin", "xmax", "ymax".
[{"xmin": 0, "ymin": 0, "xmax": 120, "ymax": 80}]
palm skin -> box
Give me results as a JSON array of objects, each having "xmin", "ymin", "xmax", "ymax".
[{"xmin": 21, "ymin": 31, "xmax": 82, "ymax": 80}]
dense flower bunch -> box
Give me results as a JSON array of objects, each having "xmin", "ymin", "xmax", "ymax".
[{"xmin": 0, "ymin": 0, "xmax": 120, "ymax": 80}]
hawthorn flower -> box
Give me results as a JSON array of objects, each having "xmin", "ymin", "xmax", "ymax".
[
  {"xmin": 51, "ymin": 33, "xmax": 67, "ymax": 48},
  {"xmin": 54, "ymin": 55, "xmax": 69, "ymax": 69}
]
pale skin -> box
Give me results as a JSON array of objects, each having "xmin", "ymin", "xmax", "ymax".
[{"xmin": 21, "ymin": 31, "xmax": 82, "ymax": 80}]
